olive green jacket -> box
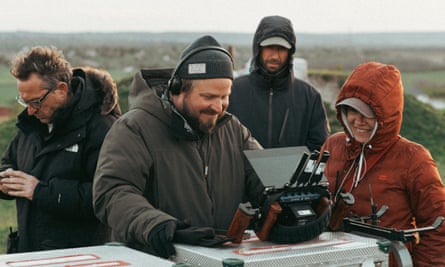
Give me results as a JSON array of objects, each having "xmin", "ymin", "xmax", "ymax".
[{"xmin": 93, "ymin": 69, "xmax": 264, "ymax": 252}]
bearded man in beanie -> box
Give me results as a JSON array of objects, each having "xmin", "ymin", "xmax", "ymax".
[
  {"xmin": 93, "ymin": 35, "xmax": 264, "ymax": 259},
  {"xmin": 228, "ymin": 16, "xmax": 329, "ymax": 151}
]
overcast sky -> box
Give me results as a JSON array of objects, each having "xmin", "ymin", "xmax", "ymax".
[{"xmin": 2, "ymin": 0, "xmax": 445, "ymax": 34}]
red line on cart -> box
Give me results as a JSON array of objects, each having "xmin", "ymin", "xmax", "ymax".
[
  {"xmin": 66, "ymin": 260, "xmax": 131, "ymax": 267},
  {"xmin": 233, "ymin": 240, "xmax": 353, "ymax": 256},
  {"xmin": 6, "ymin": 254, "xmax": 99, "ymax": 266}
]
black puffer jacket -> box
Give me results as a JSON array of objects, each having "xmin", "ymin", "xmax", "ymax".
[
  {"xmin": 228, "ymin": 16, "xmax": 329, "ymax": 150},
  {"xmin": 0, "ymin": 67, "xmax": 120, "ymax": 252}
]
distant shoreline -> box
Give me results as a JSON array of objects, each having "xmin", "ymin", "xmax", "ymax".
[{"xmin": 1, "ymin": 31, "xmax": 445, "ymax": 48}]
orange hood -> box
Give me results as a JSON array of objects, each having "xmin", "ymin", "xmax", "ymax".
[{"xmin": 336, "ymin": 62, "xmax": 403, "ymax": 156}]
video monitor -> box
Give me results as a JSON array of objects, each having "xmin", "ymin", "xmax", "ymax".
[{"xmin": 244, "ymin": 146, "xmax": 310, "ymax": 188}]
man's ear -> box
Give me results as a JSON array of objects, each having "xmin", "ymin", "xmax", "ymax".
[{"xmin": 54, "ymin": 81, "xmax": 69, "ymax": 96}]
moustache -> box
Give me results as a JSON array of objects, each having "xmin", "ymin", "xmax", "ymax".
[
  {"xmin": 201, "ymin": 109, "xmax": 219, "ymax": 116},
  {"xmin": 265, "ymin": 59, "xmax": 281, "ymax": 65}
]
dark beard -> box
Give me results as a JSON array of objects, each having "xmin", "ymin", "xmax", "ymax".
[
  {"xmin": 182, "ymin": 107, "xmax": 217, "ymax": 135},
  {"xmin": 256, "ymin": 56, "xmax": 290, "ymax": 79}
]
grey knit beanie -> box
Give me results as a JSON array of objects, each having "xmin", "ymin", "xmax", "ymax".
[{"xmin": 175, "ymin": 35, "xmax": 233, "ymax": 80}]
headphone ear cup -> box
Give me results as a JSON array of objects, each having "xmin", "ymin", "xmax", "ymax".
[{"xmin": 168, "ymin": 76, "xmax": 182, "ymax": 95}]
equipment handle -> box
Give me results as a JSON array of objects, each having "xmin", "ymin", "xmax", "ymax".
[
  {"xmin": 227, "ymin": 202, "xmax": 256, "ymax": 243},
  {"xmin": 256, "ymin": 201, "xmax": 282, "ymax": 241}
]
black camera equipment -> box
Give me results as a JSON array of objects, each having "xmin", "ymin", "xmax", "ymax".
[{"xmin": 227, "ymin": 147, "xmax": 332, "ymax": 244}]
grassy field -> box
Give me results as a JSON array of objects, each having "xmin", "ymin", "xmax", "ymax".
[
  {"xmin": 0, "ymin": 201, "xmax": 16, "ymax": 254},
  {"xmin": 0, "ymin": 119, "xmax": 17, "ymax": 254},
  {"xmin": 402, "ymin": 70, "xmax": 445, "ymax": 98},
  {"xmin": 402, "ymin": 70, "xmax": 445, "ymax": 86},
  {"xmin": 0, "ymin": 66, "xmax": 17, "ymax": 106}
]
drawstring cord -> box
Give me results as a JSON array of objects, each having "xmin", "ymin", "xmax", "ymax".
[
  {"xmin": 353, "ymin": 144, "xmax": 368, "ymax": 188},
  {"xmin": 334, "ymin": 158, "xmax": 356, "ymax": 201},
  {"xmin": 334, "ymin": 143, "xmax": 370, "ymax": 200}
]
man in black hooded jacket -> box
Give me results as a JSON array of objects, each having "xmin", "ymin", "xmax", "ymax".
[
  {"xmin": 228, "ymin": 15, "xmax": 329, "ymax": 151},
  {"xmin": 0, "ymin": 46, "xmax": 120, "ymax": 252}
]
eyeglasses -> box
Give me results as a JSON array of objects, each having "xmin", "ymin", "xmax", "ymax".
[{"xmin": 16, "ymin": 88, "xmax": 54, "ymax": 109}]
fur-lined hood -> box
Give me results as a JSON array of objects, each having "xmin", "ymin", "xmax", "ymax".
[
  {"xmin": 73, "ymin": 67, "xmax": 121, "ymax": 117},
  {"xmin": 17, "ymin": 66, "xmax": 121, "ymax": 134}
]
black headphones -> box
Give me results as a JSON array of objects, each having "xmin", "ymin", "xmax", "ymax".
[{"xmin": 167, "ymin": 46, "xmax": 233, "ymax": 95}]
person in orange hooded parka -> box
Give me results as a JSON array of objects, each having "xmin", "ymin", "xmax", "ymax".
[{"xmin": 321, "ymin": 61, "xmax": 445, "ymax": 266}]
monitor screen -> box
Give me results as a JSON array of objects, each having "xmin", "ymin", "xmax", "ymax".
[{"xmin": 244, "ymin": 146, "xmax": 310, "ymax": 188}]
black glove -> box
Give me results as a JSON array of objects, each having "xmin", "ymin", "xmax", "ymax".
[
  {"xmin": 174, "ymin": 221, "xmax": 235, "ymax": 247},
  {"xmin": 147, "ymin": 220, "xmax": 176, "ymax": 259}
]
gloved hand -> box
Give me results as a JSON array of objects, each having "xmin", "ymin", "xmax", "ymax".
[
  {"xmin": 147, "ymin": 220, "xmax": 177, "ymax": 259},
  {"xmin": 174, "ymin": 221, "xmax": 235, "ymax": 247}
]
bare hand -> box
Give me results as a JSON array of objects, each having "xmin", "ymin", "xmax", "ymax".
[
  {"xmin": 0, "ymin": 169, "xmax": 39, "ymax": 200},
  {"xmin": 0, "ymin": 168, "xmax": 13, "ymax": 195},
  {"xmin": 0, "ymin": 179, "xmax": 8, "ymax": 195}
]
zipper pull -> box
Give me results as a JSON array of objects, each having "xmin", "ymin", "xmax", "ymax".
[{"xmin": 204, "ymin": 165, "xmax": 209, "ymax": 178}]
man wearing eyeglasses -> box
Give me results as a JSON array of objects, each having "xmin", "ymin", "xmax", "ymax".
[{"xmin": 0, "ymin": 46, "xmax": 121, "ymax": 253}]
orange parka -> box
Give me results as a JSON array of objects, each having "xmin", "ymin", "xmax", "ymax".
[{"xmin": 321, "ymin": 62, "xmax": 445, "ymax": 265}]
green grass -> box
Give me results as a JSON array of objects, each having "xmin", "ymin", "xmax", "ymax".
[
  {"xmin": 402, "ymin": 70, "xmax": 445, "ymax": 87},
  {"xmin": 0, "ymin": 119, "xmax": 17, "ymax": 254},
  {"xmin": 402, "ymin": 70, "xmax": 445, "ymax": 99},
  {"xmin": 0, "ymin": 201, "xmax": 16, "ymax": 254},
  {"xmin": 0, "ymin": 66, "xmax": 17, "ymax": 106}
]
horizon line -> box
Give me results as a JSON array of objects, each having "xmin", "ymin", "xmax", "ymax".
[{"xmin": 1, "ymin": 30, "xmax": 445, "ymax": 35}]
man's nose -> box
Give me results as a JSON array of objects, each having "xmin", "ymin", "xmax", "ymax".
[
  {"xmin": 210, "ymin": 99, "xmax": 225, "ymax": 113},
  {"xmin": 27, "ymin": 106, "xmax": 38, "ymax": 116}
]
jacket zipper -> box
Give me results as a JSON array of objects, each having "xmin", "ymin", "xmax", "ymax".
[
  {"xmin": 200, "ymin": 137, "xmax": 215, "ymax": 221},
  {"xmin": 278, "ymin": 108, "xmax": 289, "ymax": 145},
  {"xmin": 198, "ymin": 137, "xmax": 211, "ymax": 179},
  {"xmin": 268, "ymin": 88, "xmax": 273, "ymax": 146}
]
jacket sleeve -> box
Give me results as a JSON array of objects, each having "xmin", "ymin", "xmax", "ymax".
[
  {"xmin": 240, "ymin": 123, "xmax": 265, "ymax": 206},
  {"xmin": 33, "ymin": 178, "xmax": 94, "ymax": 218},
  {"xmin": 408, "ymin": 146, "xmax": 445, "ymax": 265},
  {"xmin": 306, "ymin": 90, "xmax": 329, "ymax": 151},
  {"xmin": 241, "ymin": 123, "xmax": 263, "ymax": 151},
  {"xmin": 32, "ymin": 115, "xmax": 114, "ymax": 219},
  {"xmin": 93, "ymin": 116, "xmax": 175, "ymax": 247},
  {"xmin": 1, "ymin": 133, "xmax": 19, "ymax": 172},
  {"xmin": 0, "ymin": 134, "xmax": 18, "ymax": 200}
]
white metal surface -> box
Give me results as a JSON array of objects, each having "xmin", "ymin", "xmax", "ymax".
[
  {"xmin": 175, "ymin": 231, "xmax": 388, "ymax": 267},
  {"xmin": 0, "ymin": 244, "xmax": 173, "ymax": 267},
  {"xmin": 0, "ymin": 232, "xmax": 390, "ymax": 267}
]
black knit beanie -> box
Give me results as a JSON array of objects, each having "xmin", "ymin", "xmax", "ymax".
[{"xmin": 175, "ymin": 35, "xmax": 233, "ymax": 80}]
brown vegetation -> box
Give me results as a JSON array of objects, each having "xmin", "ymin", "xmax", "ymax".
[{"xmin": 0, "ymin": 107, "xmax": 11, "ymax": 123}]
